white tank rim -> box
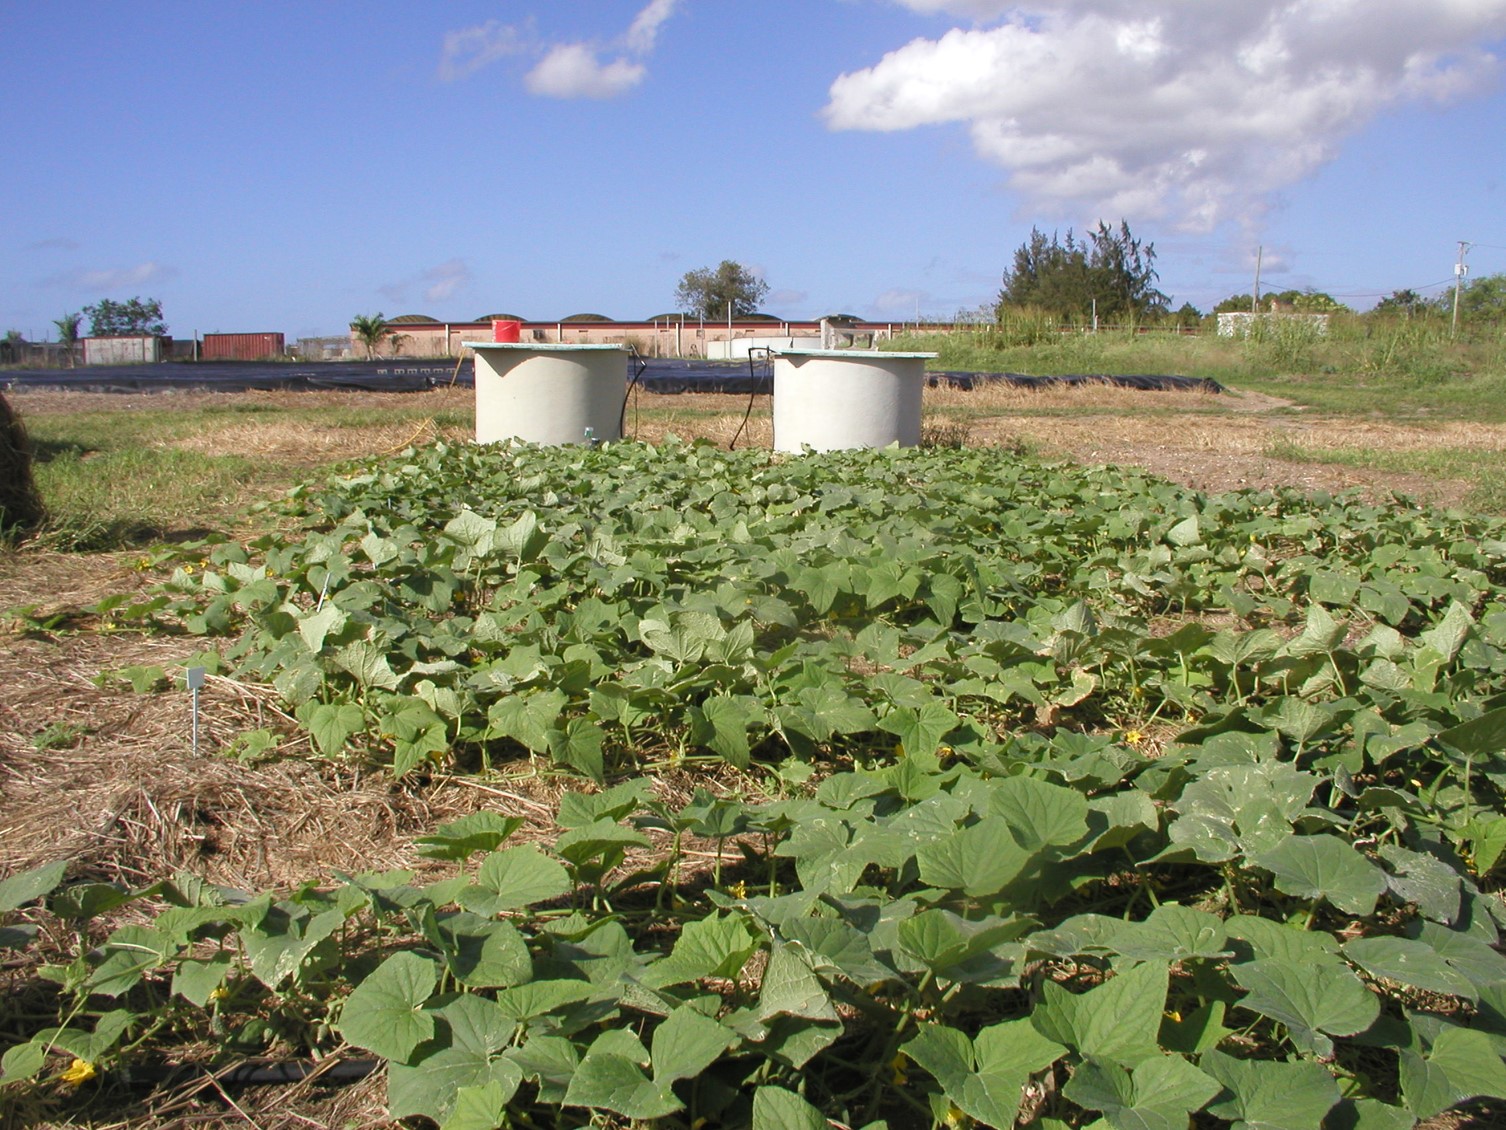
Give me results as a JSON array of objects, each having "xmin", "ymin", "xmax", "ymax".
[
  {"xmin": 773, "ymin": 348, "xmax": 938, "ymax": 360},
  {"xmin": 464, "ymin": 342, "xmax": 627, "ymax": 353}
]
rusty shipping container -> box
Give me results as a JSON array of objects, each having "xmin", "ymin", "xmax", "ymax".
[{"xmin": 201, "ymin": 332, "xmax": 286, "ymax": 361}]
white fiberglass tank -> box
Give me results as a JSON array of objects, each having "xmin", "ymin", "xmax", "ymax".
[
  {"xmin": 772, "ymin": 349, "xmax": 937, "ymax": 452},
  {"xmin": 468, "ymin": 342, "xmax": 626, "ymax": 445}
]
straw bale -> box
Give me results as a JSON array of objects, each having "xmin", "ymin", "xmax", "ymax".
[{"xmin": 0, "ymin": 389, "xmax": 44, "ymax": 534}]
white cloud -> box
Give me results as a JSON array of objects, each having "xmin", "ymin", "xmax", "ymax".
[
  {"xmin": 437, "ymin": 20, "xmax": 530, "ymax": 82},
  {"xmin": 377, "ymin": 259, "xmax": 474, "ymax": 308},
  {"xmin": 69, "ymin": 261, "xmax": 176, "ymax": 292},
  {"xmin": 867, "ymin": 287, "xmax": 931, "ymax": 317},
  {"xmin": 423, "ymin": 259, "xmax": 472, "ymax": 304},
  {"xmin": 522, "ymin": 0, "xmax": 681, "ymax": 100},
  {"xmin": 441, "ymin": 2, "xmax": 681, "ymax": 98},
  {"xmin": 828, "ymin": 2, "xmax": 1506, "ymax": 229},
  {"xmin": 626, "ymin": 0, "xmax": 682, "ymax": 54},
  {"xmin": 525, "ymin": 44, "xmax": 646, "ymax": 99}
]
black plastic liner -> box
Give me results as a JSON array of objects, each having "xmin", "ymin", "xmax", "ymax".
[
  {"xmin": 2, "ymin": 359, "xmax": 1221, "ymax": 396},
  {"xmin": 2, "ymin": 360, "xmax": 460, "ymax": 393},
  {"xmin": 929, "ymin": 371, "xmax": 1222, "ymax": 393}
]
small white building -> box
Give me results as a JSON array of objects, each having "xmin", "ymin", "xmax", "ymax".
[
  {"xmin": 83, "ymin": 335, "xmax": 165, "ymax": 364},
  {"xmin": 1216, "ymin": 312, "xmax": 1330, "ymax": 338}
]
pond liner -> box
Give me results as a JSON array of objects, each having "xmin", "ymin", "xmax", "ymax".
[
  {"xmin": 927, "ymin": 371, "xmax": 1224, "ymax": 393},
  {"xmin": 1, "ymin": 360, "xmax": 1221, "ymax": 396}
]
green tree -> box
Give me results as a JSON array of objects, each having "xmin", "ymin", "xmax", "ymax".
[
  {"xmin": 1211, "ymin": 293, "xmax": 1257, "ymax": 315},
  {"xmin": 1372, "ymin": 289, "xmax": 1430, "ymax": 318},
  {"xmin": 83, "ymin": 297, "xmax": 166, "ymax": 337},
  {"xmin": 674, "ymin": 261, "xmax": 769, "ymax": 320},
  {"xmin": 1170, "ymin": 302, "xmax": 1204, "ymax": 330},
  {"xmin": 1459, "ymin": 273, "xmax": 1506, "ymax": 324},
  {"xmin": 998, "ymin": 227, "xmax": 1092, "ymax": 320},
  {"xmin": 350, "ymin": 313, "xmax": 388, "ymax": 359},
  {"xmin": 998, "ymin": 221, "xmax": 1168, "ymax": 324},
  {"xmin": 53, "ymin": 312, "xmax": 81, "ymax": 367},
  {"xmin": 1213, "ymin": 288, "xmax": 1351, "ymax": 316}
]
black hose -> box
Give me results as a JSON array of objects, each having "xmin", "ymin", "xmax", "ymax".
[
  {"xmin": 620, "ymin": 347, "xmax": 649, "ymax": 439},
  {"xmin": 729, "ymin": 347, "xmax": 771, "ymax": 450},
  {"xmin": 113, "ymin": 1057, "xmax": 379, "ymax": 1089}
]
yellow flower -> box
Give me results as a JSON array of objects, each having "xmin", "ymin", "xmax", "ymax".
[
  {"xmin": 59, "ymin": 1058, "xmax": 96, "ymax": 1085},
  {"xmin": 1125, "ymin": 729, "xmax": 1145, "ymax": 746},
  {"xmin": 889, "ymin": 1051, "xmax": 909, "ymax": 1086},
  {"xmin": 208, "ymin": 986, "xmax": 229, "ymax": 1002},
  {"xmin": 944, "ymin": 1104, "xmax": 970, "ymax": 1128}
]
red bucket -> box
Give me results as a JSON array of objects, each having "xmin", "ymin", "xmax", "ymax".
[{"xmin": 492, "ymin": 319, "xmax": 522, "ymax": 343}]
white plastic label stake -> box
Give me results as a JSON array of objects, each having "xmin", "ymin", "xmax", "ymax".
[{"xmin": 187, "ymin": 667, "xmax": 206, "ymax": 755}]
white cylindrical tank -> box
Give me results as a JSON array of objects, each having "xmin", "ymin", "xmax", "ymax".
[
  {"xmin": 772, "ymin": 349, "xmax": 937, "ymax": 452},
  {"xmin": 468, "ymin": 343, "xmax": 627, "ymax": 445}
]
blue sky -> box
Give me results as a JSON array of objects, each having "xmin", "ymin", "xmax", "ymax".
[{"xmin": 4, "ymin": 1, "xmax": 1505, "ymax": 342}]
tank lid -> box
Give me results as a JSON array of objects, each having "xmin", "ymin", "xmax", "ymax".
[
  {"xmin": 775, "ymin": 348, "xmax": 938, "ymax": 360},
  {"xmin": 465, "ymin": 342, "xmax": 626, "ymax": 352}
]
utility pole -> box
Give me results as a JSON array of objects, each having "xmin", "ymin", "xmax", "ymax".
[
  {"xmin": 1451, "ymin": 241, "xmax": 1471, "ymax": 338},
  {"xmin": 1251, "ymin": 245, "xmax": 1263, "ymax": 314}
]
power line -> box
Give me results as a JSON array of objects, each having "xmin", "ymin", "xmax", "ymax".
[{"xmin": 1324, "ymin": 277, "xmax": 1455, "ymax": 299}]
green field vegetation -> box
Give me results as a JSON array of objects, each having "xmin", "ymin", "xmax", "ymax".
[
  {"xmin": 7, "ymin": 436, "xmax": 1506, "ymax": 1127},
  {"xmin": 893, "ymin": 318, "xmax": 1506, "ymax": 513},
  {"xmin": 890, "ymin": 317, "xmax": 1506, "ymax": 419}
]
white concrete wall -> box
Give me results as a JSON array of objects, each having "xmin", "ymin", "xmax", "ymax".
[
  {"xmin": 706, "ymin": 334, "xmax": 821, "ymax": 360},
  {"xmin": 1217, "ymin": 313, "xmax": 1330, "ymax": 338},
  {"xmin": 83, "ymin": 336, "xmax": 163, "ymax": 364}
]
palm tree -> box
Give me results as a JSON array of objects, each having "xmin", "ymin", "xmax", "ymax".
[
  {"xmin": 350, "ymin": 313, "xmax": 388, "ymax": 359},
  {"xmin": 53, "ymin": 312, "xmax": 81, "ymax": 368}
]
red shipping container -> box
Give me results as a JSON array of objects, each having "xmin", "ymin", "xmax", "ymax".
[{"xmin": 202, "ymin": 332, "xmax": 286, "ymax": 361}]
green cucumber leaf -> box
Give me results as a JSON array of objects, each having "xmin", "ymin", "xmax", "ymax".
[
  {"xmin": 1252, "ymin": 834, "xmax": 1388, "ymax": 916},
  {"xmin": 1064, "ymin": 1054, "xmax": 1220, "ymax": 1130},
  {"xmin": 337, "ymin": 951, "xmax": 438, "ymax": 1063},
  {"xmin": 461, "ymin": 845, "xmax": 571, "ymax": 915},
  {"xmin": 752, "ymin": 1086, "xmax": 828, "ymax": 1130},
  {"xmin": 1399, "ymin": 1025, "xmax": 1506, "ymax": 1120},
  {"xmin": 1033, "ymin": 960, "xmax": 1168, "ymax": 1066},
  {"xmin": 905, "ymin": 1019, "xmax": 1063, "ymax": 1130},
  {"xmin": 1201, "ymin": 1049, "xmax": 1341, "ymax": 1130},
  {"xmin": 388, "ymin": 994, "xmax": 521, "ymax": 1122},
  {"xmin": 1231, "ymin": 958, "xmax": 1380, "ymax": 1057},
  {"xmin": 0, "ymin": 860, "xmax": 68, "ymax": 913}
]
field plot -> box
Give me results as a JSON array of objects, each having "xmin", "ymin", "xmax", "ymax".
[{"xmin": 4, "ymin": 385, "xmax": 1506, "ymax": 1129}]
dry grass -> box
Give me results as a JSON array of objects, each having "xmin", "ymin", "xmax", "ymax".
[
  {"xmin": 166, "ymin": 415, "xmax": 471, "ymax": 464},
  {"xmin": 0, "ymin": 621, "xmax": 526, "ymax": 892},
  {"xmin": 920, "ymin": 378, "xmax": 1231, "ymax": 415}
]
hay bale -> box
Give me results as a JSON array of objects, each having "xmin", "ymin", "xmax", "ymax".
[{"xmin": 0, "ymin": 390, "xmax": 44, "ymax": 534}]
